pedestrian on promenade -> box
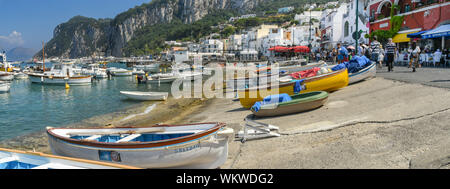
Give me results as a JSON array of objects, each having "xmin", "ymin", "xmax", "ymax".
[
  {"xmin": 407, "ymin": 44, "xmax": 413, "ymax": 68},
  {"xmin": 358, "ymin": 43, "xmax": 365, "ymax": 56},
  {"xmin": 337, "ymin": 43, "xmax": 348, "ymax": 64},
  {"xmin": 411, "ymin": 42, "xmax": 421, "ymax": 72},
  {"xmin": 385, "ymin": 38, "xmax": 397, "ymax": 72},
  {"xmin": 378, "ymin": 44, "xmax": 384, "ymax": 70},
  {"xmin": 370, "ymin": 36, "xmax": 382, "ymax": 67},
  {"xmin": 332, "ymin": 48, "xmax": 337, "ymax": 64}
]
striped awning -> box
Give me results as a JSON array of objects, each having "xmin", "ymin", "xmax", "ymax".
[{"xmin": 422, "ymin": 24, "xmax": 450, "ymax": 39}]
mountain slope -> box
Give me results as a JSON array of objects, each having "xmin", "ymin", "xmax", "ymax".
[{"xmin": 35, "ymin": 0, "xmax": 332, "ymax": 59}]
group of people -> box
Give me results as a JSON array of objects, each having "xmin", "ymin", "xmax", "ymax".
[{"xmin": 313, "ymin": 36, "xmax": 445, "ymax": 73}]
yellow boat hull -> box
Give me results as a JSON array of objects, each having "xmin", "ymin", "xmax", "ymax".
[{"xmin": 238, "ymin": 69, "xmax": 349, "ymax": 109}]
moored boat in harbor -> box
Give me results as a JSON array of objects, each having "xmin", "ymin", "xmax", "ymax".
[
  {"xmin": 0, "ymin": 71, "xmax": 14, "ymax": 81},
  {"xmin": 120, "ymin": 91, "xmax": 168, "ymax": 101},
  {"xmin": 46, "ymin": 122, "xmax": 234, "ymax": 169},
  {"xmin": 0, "ymin": 81, "xmax": 10, "ymax": 93},
  {"xmin": 27, "ymin": 63, "xmax": 92, "ymax": 85}
]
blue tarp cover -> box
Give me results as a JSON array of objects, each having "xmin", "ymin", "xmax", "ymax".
[
  {"xmin": 293, "ymin": 79, "xmax": 305, "ymax": 94},
  {"xmin": 331, "ymin": 55, "xmax": 371, "ymax": 73},
  {"xmin": 251, "ymin": 93, "xmax": 293, "ymax": 112}
]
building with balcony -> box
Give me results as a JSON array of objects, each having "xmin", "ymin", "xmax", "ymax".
[
  {"xmin": 320, "ymin": 3, "xmax": 348, "ymax": 50},
  {"xmin": 368, "ymin": 0, "xmax": 450, "ymax": 50},
  {"xmin": 342, "ymin": 0, "xmax": 371, "ymax": 46}
]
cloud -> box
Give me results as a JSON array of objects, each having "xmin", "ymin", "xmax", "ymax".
[{"xmin": 0, "ymin": 31, "xmax": 25, "ymax": 49}]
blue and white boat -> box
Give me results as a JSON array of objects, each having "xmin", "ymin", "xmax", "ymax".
[
  {"xmin": 46, "ymin": 122, "xmax": 234, "ymax": 169},
  {"xmin": 0, "ymin": 147, "xmax": 139, "ymax": 169},
  {"xmin": 348, "ymin": 61, "xmax": 376, "ymax": 84}
]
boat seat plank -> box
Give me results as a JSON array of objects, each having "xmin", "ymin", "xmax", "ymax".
[
  {"xmin": 85, "ymin": 135, "xmax": 102, "ymax": 141},
  {"xmin": 32, "ymin": 163, "xmax": 85, "ymax": 169},
  {"xmin": 0, "ymin": 157, "xmax": 17, "ymax": 164},
  {"xmin": 116, "ymin": 134, "xmax": 142, "ymax": 143}
]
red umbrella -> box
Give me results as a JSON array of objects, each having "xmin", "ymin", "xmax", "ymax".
[
  {"xmin": 292, "ymin": 46, "xmax": 310, "ymax": 53},
  {"xmin": 268, "ymin": 46, "xmax": 290, "ymax": 52}
]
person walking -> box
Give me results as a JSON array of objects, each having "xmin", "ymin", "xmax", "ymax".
[
  {"xmin": 370, "ymin": 37, "xmax": 382, "ymax": 67},
  {"xmin": 378, "ymin": 44, "xmax": 384, "ymax": 70},
  {"xmin": 385, "ymin": 38, "xmax": 397, "ymax": 72},
  {"xmin": 411, "ymin": 42, "xmax": 421, "ymax": 72},
  {"xmin": 337, "ymin": 43, "xmax": 348, "ymax": 64}
]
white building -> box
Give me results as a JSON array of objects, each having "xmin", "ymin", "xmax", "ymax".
[
  {"xmin": 341, "ymin": 0, "xmax": 370, "ymax": 46},
  {"xmin": 241, "ymin": 25, "xmax": 279, "ymax": 55},
  {"xmin": 200, "ymin": 39, "xmax": 224, "ymax": 53},
  {"xmin": 226, "ymin": 34, "xmax": 242, "ymax": 53},
  {"xmin": 320, "ymin": 3, "xmax": 347, "ymax": 50},
  {"xmin": 261, "ymin": 28, "xmax": 288, "ymax": 57},
  {"xmin": 295, "ymin": 11, "xmax": 323, "ymax": 26}
]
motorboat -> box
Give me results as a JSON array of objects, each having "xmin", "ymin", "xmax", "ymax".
[
  {"xmin": 28, "ymin": 63, "xmax": 92, "ymax": 85},
  {"xmin": 0, "ymin": 81, "xmax": 10, "ymax": 93},
  {"xmin": 82, "ymin": 64, "xmax": 108, "ymax": 78},
  {"xmin": 120, "ymin": 91, "xmax": 169, "ymax": 101}
]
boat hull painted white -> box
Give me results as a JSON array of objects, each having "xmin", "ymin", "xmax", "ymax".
[
  {"xmin": 0, "ymin": 148, "xmax": 137, "ymax": 169},
  {"xmin": 0, "ymin": 83, "xmax": 10, "ymax": 93},
  {"xmin": 0, "ymin": 74, "xmax": 14, "ymax": 81},
  {"xmin": 47, "ymin": 127, "xmax": 231, "ymax": 169},
  {"xmin": 348, "ymin": 62, "xmax": 376, "ymax": 84},
  {"xmin": 28, "ymin": 75, "xmax": 92, "ymax": 85},
  {"xmin": 120, "ymin": 91, "xmax": 168, "ymax": 101}
]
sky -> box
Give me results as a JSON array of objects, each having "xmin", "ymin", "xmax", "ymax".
[{"xmin": 0, "ymin": 0, "xmax": 151, "ymax": 51}]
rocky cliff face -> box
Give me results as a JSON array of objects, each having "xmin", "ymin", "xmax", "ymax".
[{"xmin": 36, "ymin": 0, "xmax": 267, "ymax": 58}]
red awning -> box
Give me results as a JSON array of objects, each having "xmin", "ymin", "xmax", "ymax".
[
  {"xmin": 292, "ymin": 46, "xmax": 310, "ymax": 53},
  {"xmin": 268, "ymin": 46, "xmax": 291, "ymax": 52}
]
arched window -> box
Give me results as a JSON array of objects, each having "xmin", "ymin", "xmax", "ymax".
[{"xmin": 344, "ymin": 21, "xmax": 349, "ymax": 37}]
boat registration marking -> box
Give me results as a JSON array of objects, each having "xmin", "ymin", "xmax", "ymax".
[{"xmin": 174, "ymin": 144, "xmax": 200, "ymax": 153}]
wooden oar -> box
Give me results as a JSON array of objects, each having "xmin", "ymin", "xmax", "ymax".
[{"xmin": 66, "ymin": 127, "xmax": 166, "ymax": 136}]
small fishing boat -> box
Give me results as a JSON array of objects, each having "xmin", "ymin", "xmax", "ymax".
[
  {"xmin": 224, "ymin": 62, "xmax": 325, "ymax": 91},
  {"xmin": 0, "ymin": 81, "xmax": 10, "ymax": 93},
  {"xmin": 110, "ymin": 68, "xmax": 132, "ymax": 76},
  {"xmin": 81, "ymin": 64, "xmax": 108, "ymax": 78},
  {"xmin": 132, "ymin": 68, "xmax": 145, "ymax": 75},
  {"xmin": 0, "ymin": 71, "xmax": 14, "ymax": 81},
  {"xmin": 0, "ymin": 147, "xmax": 139, "ymax": 169},
  {"xmin": 251, "ymin": 92, "xmax": 328, "ymax": 117},
  {"xmin": 14, "ymin": 72, "xmax": 28, "ymax": 79},
  {"xmin": 120, "ymin": 91, "xmax": 168, "ymax": 101},
  {"xmin": 348, "ymin": 61, "xmax": 376, "ymax": 84},
  {"xmin": 238, "ymin": 68, "xmax": 348, "ymax": 109},
  {"xmin": 28, "ymin": 63, "xmax": 92, "ymax": 85},
  {"xmin": 47, "ymin": 123, "xmax": 233, "ymax": 169}
]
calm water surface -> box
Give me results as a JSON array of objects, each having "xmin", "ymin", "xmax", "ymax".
[{"xmin": 0, "ymin": 63, "xmax": 173, "ymax": 141}]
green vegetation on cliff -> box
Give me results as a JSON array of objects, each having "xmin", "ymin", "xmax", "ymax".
[{"xmin": 123, "ymin": 10, "xmax": 236, "ymax": 56}]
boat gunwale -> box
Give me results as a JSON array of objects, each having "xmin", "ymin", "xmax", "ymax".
[
  {"xmin": 349, "ymin": 62, "xmax": 376, "ymax": 78},
  {"xmin": 238, "ymin": 68, "xmax": 347, "ymax": 92},
  {"xmin": 47, "ymin": 122, "xmax": 226, "ymax": 149},
  {"xmin": 0, "ymin": 147, "xmax": 140, "ymax": 169},
  {"xmin": 27, "ymin": 73, "xmax": 92, "ymax": 80}
]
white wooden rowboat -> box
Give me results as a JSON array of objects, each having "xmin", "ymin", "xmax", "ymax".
[
  {"xmin": 348, "ymin": 61, "xmax": 376, "ymax": 84},
  {"xmin": 0, "ymin": 71, "xmax": 14, "ymax": 81},
  {"xmin": 0, "ymin": 147, "xmax": 139, "ymax": 169},
  {"xmin": 120, "ymin": 91, "xmax": 168, "ymax": 101},
  {"xmin": 0, "ymin": 82, "xmax": 10, "ymax": 93},
  {"xmin": 46, "ymin": 122, "xmax": 234, "ymax": 169}
]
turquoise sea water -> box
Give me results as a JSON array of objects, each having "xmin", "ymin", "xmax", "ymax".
[{"xmin": 0, "ymin": 63, "xmax": 173, "ymax": 142}]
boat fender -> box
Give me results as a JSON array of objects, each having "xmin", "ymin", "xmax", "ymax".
[{"xmin": 217, "ymin": 128, "xmax": 234, "ymax": 136}]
